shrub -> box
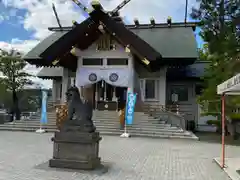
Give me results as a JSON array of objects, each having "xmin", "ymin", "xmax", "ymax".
[
  {"xmin": 229, "ymin": 113, "xmax": 240, "ymax": 121},
  {"xmin": 206, "ymin": 120, "xmax": 221, "ymax": 126}
]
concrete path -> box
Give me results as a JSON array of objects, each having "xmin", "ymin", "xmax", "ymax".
[
  {"xmin": 214, "ymin": 157, "xmax": 240, "ymax": 180},
  {"xmin": 0, "ymin": 131, "xmax": 239, "ymax": 180}
]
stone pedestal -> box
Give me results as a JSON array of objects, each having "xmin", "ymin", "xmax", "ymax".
[{"xmin": 49, "ymin": 131, "xmax": 102, "ymax": 170}]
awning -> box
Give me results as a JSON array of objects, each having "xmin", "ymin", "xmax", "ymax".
[{"xmin": 217, "ymin": 73, "xmax": 240, "ymax": 95}]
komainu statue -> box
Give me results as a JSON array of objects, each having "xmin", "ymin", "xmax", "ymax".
[{"xmin": 61, "ymin": 86, "xmax": 96, "ymax": 133}]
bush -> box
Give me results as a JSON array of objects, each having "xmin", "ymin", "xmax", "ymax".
[
  {"xmin": 206, "ymin": 120, "xmax": 221, "ymax": 126},
  {"xmin": 229, "ymin": 113, "xmax": 240, "ymax": 121}
]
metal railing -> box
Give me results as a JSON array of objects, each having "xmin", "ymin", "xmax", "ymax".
[{"xmin": 143, "ymin": 102, "xmax": 186, "ymax": 130}]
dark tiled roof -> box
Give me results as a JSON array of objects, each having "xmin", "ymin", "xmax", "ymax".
[
  {"xmin": 37, "ymin": 67, "xmax": 62, "ymax": 78},
  {"xmin": 131, "ymin": 27, "xmax": 198, "ymax": 58},
  {"xmin": 167, "ymin": 61, "xmax": 209, "ymax": 79},
  {"xmin": 24, "ymin": 9, "xmax": 198, "ymax": 71}
]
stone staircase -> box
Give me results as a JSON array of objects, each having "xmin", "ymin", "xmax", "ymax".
[{"xmin": 0, "ymin": 109, "xmax": 198, "ymax": 140}]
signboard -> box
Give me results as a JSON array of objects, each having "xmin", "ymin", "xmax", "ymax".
[
  {"xmin": 171, "ymin": 93, "xmax": 178, "ymax": 102},
  {"xmin": 217, "ymin": 73, "xmax": 240, "ymax": 95},
  {"xmin": 125, "ymin": 92, "xmax": 137, "ymax": 125}
]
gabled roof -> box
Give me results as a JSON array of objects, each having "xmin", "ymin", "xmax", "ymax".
[
  {"xmin": 23, "ymin": 9, "xmax": 198, "ymax": 72},
  {"xmin": 131, "ymin": 27, "xmax": 198, "ymax": 59}
]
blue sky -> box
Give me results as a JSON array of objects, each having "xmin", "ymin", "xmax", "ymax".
[{"xmin": 0, "ymin": 0, "xmax": 204, "ymax": 52}]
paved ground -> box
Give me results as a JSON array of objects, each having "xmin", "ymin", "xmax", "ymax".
[
  {"xmin": 214, "ymin": 157, "xmax": 240, "ymax": 180},
  {"xmin": 0, "ymin": 132, "xmax": 239, "ymax": 180}
]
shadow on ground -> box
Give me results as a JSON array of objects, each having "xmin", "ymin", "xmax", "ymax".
[
  {"xmin": 34, "ymin": 161, "xmax": 110, "ymax": 175},
  {"xmin": 196, "ymin": 132, "xmax": 240, "ymax": 146}
]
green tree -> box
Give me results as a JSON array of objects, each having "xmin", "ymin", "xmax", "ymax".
[
  {"xmin": 0, "ymin": 49, "xmax": 33, "ymax": 120},
  {"xmin": 191, "ymin": 0, "xmax": 240, "ymax": 117}
]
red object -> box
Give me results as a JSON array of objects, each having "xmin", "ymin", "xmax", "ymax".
[{"xmin": 221, "ymin": 94, "xmax": 225, "ymax": 168}]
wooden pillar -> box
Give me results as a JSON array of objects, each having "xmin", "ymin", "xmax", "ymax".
[{"xmin": 61, "ymin": 68, "xmax": 70, "ymax": 103}]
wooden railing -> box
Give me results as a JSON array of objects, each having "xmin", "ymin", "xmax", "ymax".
[{"xmin": 55, "ymin": 104, "xmax": 68, "ymax": 129}]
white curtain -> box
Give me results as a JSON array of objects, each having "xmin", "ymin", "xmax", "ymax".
[{"xmin": 76, "ymin": 67, "xmax": 132, "ymax": 87}]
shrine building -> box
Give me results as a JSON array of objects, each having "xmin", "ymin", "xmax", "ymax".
[{"xmin": 23, "ymin": 2, "xmax": 204, "ymax": 124}]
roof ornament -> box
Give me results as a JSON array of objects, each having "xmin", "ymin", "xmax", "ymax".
[
  {"xmin": 52, "ymin": 59, "xmax": 60, "ymax": 65},
  {"xmin": 71, "ymin": 0, "xmax": 132, "ymax": 23},
  {"xmin": 125, "ymin": 45, "xmax": 130, "ymax": 53},
  {"xmin": 51, "ymin": 1, "xmax": 63, "ymax": 31},
  {"xmin": 141, "ymin": 58, "xmax": 150, "ymax": 65}
]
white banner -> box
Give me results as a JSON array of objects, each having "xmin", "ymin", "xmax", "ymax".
[{"xmin": 76, "ymin": 67, "xmax": 132, "ymax": 87}]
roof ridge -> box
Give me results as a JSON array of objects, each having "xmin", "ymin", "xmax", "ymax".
[{"xmin": 48, "ymin": 22, "xmax": 197, "ymax": 32}]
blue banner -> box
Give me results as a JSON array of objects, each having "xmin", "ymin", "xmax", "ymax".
[
  {"xmin": 40, "ymin": 90, "xmax": 48, "ymax": 124},
  {"xmin": 125, "ymin": 92, "xmax": 137, "ymax": 125}
]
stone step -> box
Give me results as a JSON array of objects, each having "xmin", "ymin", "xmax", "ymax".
[
  {"xmin": 0, "ymin": 126, "xmax": 189, "ymax": 137},
  {"xmin": 98, "ymin": 129, "xmax": 193, "ymax": 137},
  {"xmin": 11, "ymin": 119, "xmax": 167, "ymax": 125},
  {"xmin": 0, "ymin": 127, "xmax": 198, "ymax": 140},
  {"xmin": 0, "ymin": 123, "xmax": 178, "ymax": 131},
  {"xmin": 0, "ymin": 127, "xmax": 56, "ymax": 132},
  {"xmin": 13, "ymin": 122, "xmax": 171, "ymax": 129},
  {"xmin": 23, "ymin": 119, "xmax": 168, "ymax": 125}
]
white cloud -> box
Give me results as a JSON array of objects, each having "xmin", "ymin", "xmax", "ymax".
[
  {"xmin": 0, "ymin": 15, "xmax": 4, "ymax": 23},
  {"xmin": 0, "ymin": 0, "xmax": 198, "ymax": 88},
  {"xmin": 3, "ymin": 0, "xmax": 198, "ymax": 40}
]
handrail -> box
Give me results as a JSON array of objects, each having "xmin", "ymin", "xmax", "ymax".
[{"xmin": 143, "ymin": 102, "xmax": 186, "ymax": 130}]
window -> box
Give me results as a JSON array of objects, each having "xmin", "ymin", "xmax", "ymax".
[
  {"xmin": 82, "ymin": 58, "xmax": 103, "ymax": 66},
  {"xmin": 170, "ymin": 86, "xmax": 188, "ymax": 102},
  {"xmin": 145, "ymin": 80, "xmax": 155, "ymax": 99},
  {"xmin": 107, "ymin": 58, "xmax": 128, "ymax": 65}
]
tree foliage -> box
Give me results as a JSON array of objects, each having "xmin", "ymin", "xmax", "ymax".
[
  {"xmin": 0, "ymin": 49, "xmax": 33, "ymax": 119},
  {"xmin": 191, "ymin": 0, "xmax": 240, "ymax": 117}
]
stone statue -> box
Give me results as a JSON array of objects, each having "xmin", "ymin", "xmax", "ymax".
[
  {"xmin": 61, "ymin": 86, "xmax": 96, "ymax": 133},
  {"xmin": 49, "ymin": 86, "xmax": 101, "ymax": 170}
]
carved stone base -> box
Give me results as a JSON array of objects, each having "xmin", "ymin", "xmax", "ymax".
[{"xmin": 49, "ymin": 131, "xmax": 102, "ymax": 170}]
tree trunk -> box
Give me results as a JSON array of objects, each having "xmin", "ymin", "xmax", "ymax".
[{"xmin": 12, "ymin": 90, "xmax": 21, "ymax": 120}]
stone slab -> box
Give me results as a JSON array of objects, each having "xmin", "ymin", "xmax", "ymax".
[
  {"xmin": 36, "ymin": 160, "xmax": 109, "ymax": 175},
  {"xmin": 214, "ymin": 157, "xmax": 240, "ymax": 180},
  {"xmin": 49, "ymin": 157, "xmax": 101, "ymax": 170},
  {"xmin": 50, "ymin": 131, "xmax": 102, "ymax": 170}
]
